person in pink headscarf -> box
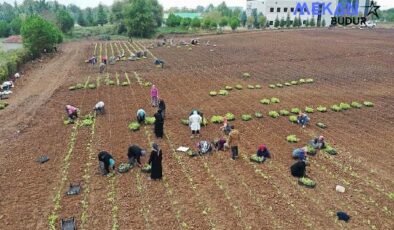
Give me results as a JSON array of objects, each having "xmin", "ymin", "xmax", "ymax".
[
  {"xmin": 65, "ymin": 105, "xmax": 79, "ymax": 121},
  {"xmin": 150, "ymin": 85, "xmax": 159, "ymax": 107}
]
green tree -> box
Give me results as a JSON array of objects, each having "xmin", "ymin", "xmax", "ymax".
[
  {"xmin": 166, "ymin": 13, "xmax": 181, "ymax": 27},
  {"xmin": 310, "ymin": 16, "xmax": 316, "ymax": 27},
  {"xmin": 219, "ymin": 17, "xmax": 228, "ymax": 28},
  {"xmin": 86, "ymin": 8, "xmax": 94, "ymax": 26},
  {"xmin": 181, "ymin": 17, "xmax": 192, "ymax": 28},
  {"xmin": 21, "ymin": 15, "xmax": 62, "ymax": 57},
  {"xmin": 210, "ymin": 21, "xmax": 217, "ymax": 30},
  {"xmin": 77, "ymin": 10, "xmax": 86, "ymax": 26},
  {"xmin": 240, "ymin": 11, "xmax": 247, "ymax": 27},
  {"xmin": 0, "ymin": 20, "xmax": 10, "ymax": 37},
  {"xmin": 293, "ymin": 17, "xmax": 299, "ymax": 27},
  {"xmin": 191, "ymin": 17, "xmax": 201, "ymax": 28},
  {"xmin": 258, "ymin": 14, "xmax": 266, "ymax": 28},
  {"xmin": 229, "ymin": 16, "xmax": 239, "ymax": 31},
  {"xmin": 322, "ymin": 18, "xmax": 326, "ymax": 27},
  {"xmin": 280, "ymin": 17, "xmax": 286, "ymax": 27},
  {"xmin": 97, "ymin": 4, "xmax": 108, "ymax": 26},
  {"xmin": 111, "ymin": 0, "xmax": 125, "ymax": 23},
  {"xmin": 149, "ymin": 0, "xmax": 163, "ymax": 27},
  {"xmin": 10, "ymin": 17, "xmax": 22, "ymax": 35},
  {"xmin": 274, "ymin": 16, "xmax": 280, "ymax": 28},
  {"xmin": 202, "ymin": 18, "xmax": 211, "ymax": 29},
  {"xmin": 286, "ymin": 13, "xmax": 291, "ymax": 27},
  {"xmin": 305, "ymin": 18, "xmax": 310, "ymax": 27},
  {"xmin": 124, "ymin": 0, "xmax": 158, "ymax": 38},
  {"xmin": 246, "ymin": 16, "xmax": 254, "ymax": 28},
  {"xmin": 56, "ymin": 9, "xmax": 74, "ymax": 33},
  {"xmin": 252, "ymin": 9, "xmax": 259, "ymax": 28}
]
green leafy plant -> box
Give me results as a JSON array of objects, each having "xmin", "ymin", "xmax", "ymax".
[
  {"xmin": 260, "ymin": 99, "xmax": 270, "ymax": 105},
  {"xmin": 209, "ymin": 91, "xmax": 217, "ymax": 96},
  {"xmin": 81, "ymin": 114, "xmax": 94, "ymax": 127},
  {"xmin": 0, "ymin": 102, "xmax": 9, "ymax": 110},
  {"xmin": 305, "ymin": 106, "xmax": 314, "ymax": 113},
  {"xmin": 306, "ymin": 78, "xmax": 314, "ymax": 83},
  {"xmin": 219, "ymin": 89, "xmax": 229, "ymax": 96},
  {"xmin": 144, "ymin": 82, "xmax": 152, "ymax": 87},
  {"xmin": 298, "ymin": 177, "xmax": 316, "ymax": 188},
  {"xmin": 75, "ymin": 83, "xmax": 84, "ymax": 89},
  {"xmin": 269, "ymin": 84, "xmax": 276, "ymax": 89},
  {"xmin": 225, "ymin": 113, "xmax": 235, "ymax": 121},
  {"xmin": 324, "ymin": 144, "xmax": 337, "ymax": 155},
  {"xmin": 279, "ymin": 109, "xmax": 289, "ymax": 116},
  {"xmin": 284, "ymin": 82, "xmax": 291, "ymax": 86},
  {"xmin": 255, "ymin": 84, "xmax": 261, "ymax": 89},
  {"xmin": 331, "ymin": 104, "xmax": 342, "ymax": 112},
  {"xmin": 225, "ymin": 86, "xmax": 233, "ymax": 90},
  {"xmin": 351, "ymin": 101, "xmax": 362, "ymax": 108},
  {"xmin": 250, "ymin": 154, "xmax": 265, "ymax": 163},
  {"xmin": 118, "ymin": 163, "xmax": 131, "ymax": 173},
  {"xmin": 210, "ymin": 115, "xmax": 224, "ymax": 124},
  {"xmin": 306, "ymin": 145, "xmax": 316, "ymax": 155},
  {"xmin": 339, "ymin": 102, "xmax": 351, "ymax": 110},
  {"xmin": 276, "ymin": 83, "xmax": 283, "ymax": 88},
  {"xmin": 241, "ymin": 114, "xmax": 252, "ymax": 121},
  {"xmin": 128, "ymin": 121, "xmax": 140, "ymax": 131},
  {"xmin": 291, "ymin": 108, "xmax": 300, "ymax": 114},
  {"xmin": 316, "ymin": 106, "xmax": 327, "ymax": 112},
  {"xmin": 145, "ymin": 117, "xmax": 156, "ymax": 125},
  {"xmin": 289, "ymin": 115, "xmax": 298, "ymax": 123},
  {"xmin": 286, "ymin": 135, "xmax": 299, "ymax": 143},
  {"xmin": 299, "ymin": 78, "xmax": 306, "ymax": 84},
  {"xmin": 247, "ymin": 85, "xmax": 255, "ymax": 89},
  {"xmin": 268, "ymin": 111, "xmax": 280, "ymax": 118},
  {"xmin": 291, "ymin": 80, "xmax": 298, "ymax": 85},
  {"xmin": 242, "ymin": 72, "xmax": 251, "ymax": 78},
  {"xmin": 200, "ymin": 117, "xmax": 209, "ymax": 126},
  {"xmin": 88, "ymin": 83, "xmax": 96, "ymax": 89},
  {"xmin": 141, "ymin": 164, "xmax": 151, "ymax": 173},
  {"xmin": 68, "ymin": 86, "xmax": 76, "ymax": 91},
  {"xmin": 255, "ymin": 111, "xmax": 263, "ymax": 118},
  {"xmin": 121, "ymin": 82, "xmax": 129, "ymax": 86},
  {"xmin": 316, "ymin": 122, "xmax": 327, "ymax": 129},
  {"xmin": 235, "ymin": 84, "xmax": 243, "ymax": 90},
  {"xmin": 181, "ymin": 119, "xmax": 189, "ymax": 126},
  {"xmin": 270, "ymin": 97, "xmax": 280, "ymax": 103},
  {"xmin": 363, "ymin": 101, "xmax": 374, "ymax": 107}
]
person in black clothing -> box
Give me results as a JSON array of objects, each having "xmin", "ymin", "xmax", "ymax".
[
  {"xmin": 127, "ymin": 145, "xmax": 146, "ymax": 167},
  {"xmin": 154, "ymin": 110, "xmax": 164, "ymax": 138},
  {"xmin": 158, "ymin": 99, "xmax": 166, "ymax": 119},
  {"xmin": 98, "ymin": 151, "xmax": 115, "ymax": 175},
  {"xmin": 148, "ymin": 143, "xmax": 163, "ymax": 180},
  {"xmin": 290, "ymin": 160, "xmax": 307, "ymax": 178}
]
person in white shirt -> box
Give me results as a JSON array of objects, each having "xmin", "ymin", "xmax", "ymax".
[
  {"xmin": 93, "ymin": 101, "xmax": 105, "ymax": 114},
  {"xmin": 14, "ymin": 72, "xmax": 20, "ymax": 78}
]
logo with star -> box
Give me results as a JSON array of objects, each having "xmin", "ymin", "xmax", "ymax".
[{"xmin": 367, "ymin": 1, "xmax": 380, "ymax": 18}]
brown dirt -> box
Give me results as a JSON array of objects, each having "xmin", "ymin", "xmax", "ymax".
[{"xmin": 0, "ymin": 29, "xmax": 393, "ymax": 229}]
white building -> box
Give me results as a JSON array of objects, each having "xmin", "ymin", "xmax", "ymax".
[{"xmin": 246, "ymin": 0, "xmax": 368, "ymax": 27}]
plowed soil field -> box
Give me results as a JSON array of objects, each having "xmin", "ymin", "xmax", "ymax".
[{"xmin": 1, "ymin": 28, "xmax": 393, "ymax": 230}]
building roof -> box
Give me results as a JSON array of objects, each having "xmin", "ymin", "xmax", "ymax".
[{"xmin": 163, "ymin": 12, "xmax": 202, "ymax": 19}]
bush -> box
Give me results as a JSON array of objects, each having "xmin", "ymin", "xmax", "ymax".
[
  {"xmin": 316, "ymin": 106, "xmax": 327, "ymax": 112},
  {"xmin": 339, "ymin": 103, "xmax": 351, "ymax": 110},
  {"xmin": 145, "ymin": 117, "xmax": 156, "ymax": 125},
  {"xmin": 260, "ymin": 99, "xmax": 270, "ymax": 105},
  {"xmin": 351, "ymin": 101, "xmax": 362, "ymax": 108},
  {"xmin": 331, "ymin": 104, "xmax": 342, "ymax": 112},
  {"xmin": 289, "ymin": 115, "xmax": 298, "ymax": 123},
  {"xmin": 305, "ymin": 106, "xmax": 314, "ymax": 113}
]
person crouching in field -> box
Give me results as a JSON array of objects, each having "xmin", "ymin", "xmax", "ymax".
[
  {"xmin": 65, "ymin": 105, "xmax": 79, "ymax": 121},
  {"xmin": 150, "ymin": 85, "xmax": 159, "ymax": 107},
  {"xmin": 291, "ymin": 160, "xmax": 307, "ymax": 178},
  {"xmin": 98, "ymin": 151, "xmax": 115, "ymax": 175},
  {"xmin": 99, "ymin": 62, "xmax": 106, "ymax": 74},
  {"xmin": 189, "ymin": 111, "xmax": 202, "ymax": 139},
  {"xmin": 197, "ymin": 140, "xmax": 213, "ymax": 155},
  {"xmin": 309, "ymin": 136, "xmax": 326, "ymax": 149},
  {"xmin": 137, "ymin": 109, "xmax": 146, "ymax": 124},
  {"xmin": 257, "ymin": 144, "xmax": 271, "ymax": 158},
  {"xmin": 292, "ymin": 147, "xmax": 307, "ymax": 161},
  {"xmin": 128, "ymin": 145, "xmax": 146, "ymax": 167},
  {"xmin": 93, "ymin": 101, "xmax": 105, "ymax": 115},
  {"xmin": 297, "ymin": 112, "xmax": 310, "ymax": 128}
]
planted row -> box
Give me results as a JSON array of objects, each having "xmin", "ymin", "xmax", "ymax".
[
  {"xmin": 209, "ymin": 84, "xmax": 262, "ymax": 96},
  {"xmin": 269, "ymin": 78, "xmax": 314, "ymax": 89}
]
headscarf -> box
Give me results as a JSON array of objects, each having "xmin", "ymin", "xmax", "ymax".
[
  {"xmin": 258, "ymin": 144, "xmax": 266, "ymax": 151},
  {"xmin": 152, "ymin": 143, "xmax": 160, "ymax": 152},
  {"xmin": 109, "ymin": 158, "xmax": 115, "ymax": 167},
  {"xmin": 193, "ymin": 110, "xmax": 198, "ymax": 115},
  {"xmin": 319, "ymin": 136, "xmax": 324, "ymax": 141}
]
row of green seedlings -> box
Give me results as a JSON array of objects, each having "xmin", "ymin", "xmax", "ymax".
[
  {"xmin": 93, "ymin": 43, "xmax": 98, "ymax": 56},
  {"xmin": 48, "ymin": 122, "xmax": 80, "ymax": 229},
  {"xmin": 268, "ymin": 78, "xmax": 314, "ymax": 89},
  {"xmin": 106, "ymin": 172, "xmax": 119, "ymax": 230},
  {"xmin": 164, "ymin": 133, "xmax": 217, "ymax": 229},
  {"xmin": 98, "ymin": 43, "xmax": 103, "ymax": 65},
  {"xmin": 110, "ymin": 43, "xmax": 115, "ymax": 57},
  {"xmin": 80, "ymin": 116, "xmax": 97, "ymax": 229},
  {"xmin": 101, "ymin": 73, "xmax": 131, "ymax": 87},
  {"xmin": 68, "ymin": 76, "xmax": 98, "ymax": 91},
  {"xmin": 209, "ymin": 84, "xmax": 262, "ymax": 96},
  {"xmin": 123, "ymin": 42, "xmax": 133, "ymax": 56},
  {"xmin": 133, "ymin": 71, "xmax": 152, "ymax": 87},
  {"xmin": 143, "ymin": 127, "xmax": 188, "ymax": 229},
  {"xmin": 0, "ymin": 101, "xmax": 9, "ymax": 110}
]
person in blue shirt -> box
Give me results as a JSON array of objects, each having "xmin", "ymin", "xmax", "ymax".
[{"xmin": 292, "ymin": 147, "xmax": 307, "ymax": 161}]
